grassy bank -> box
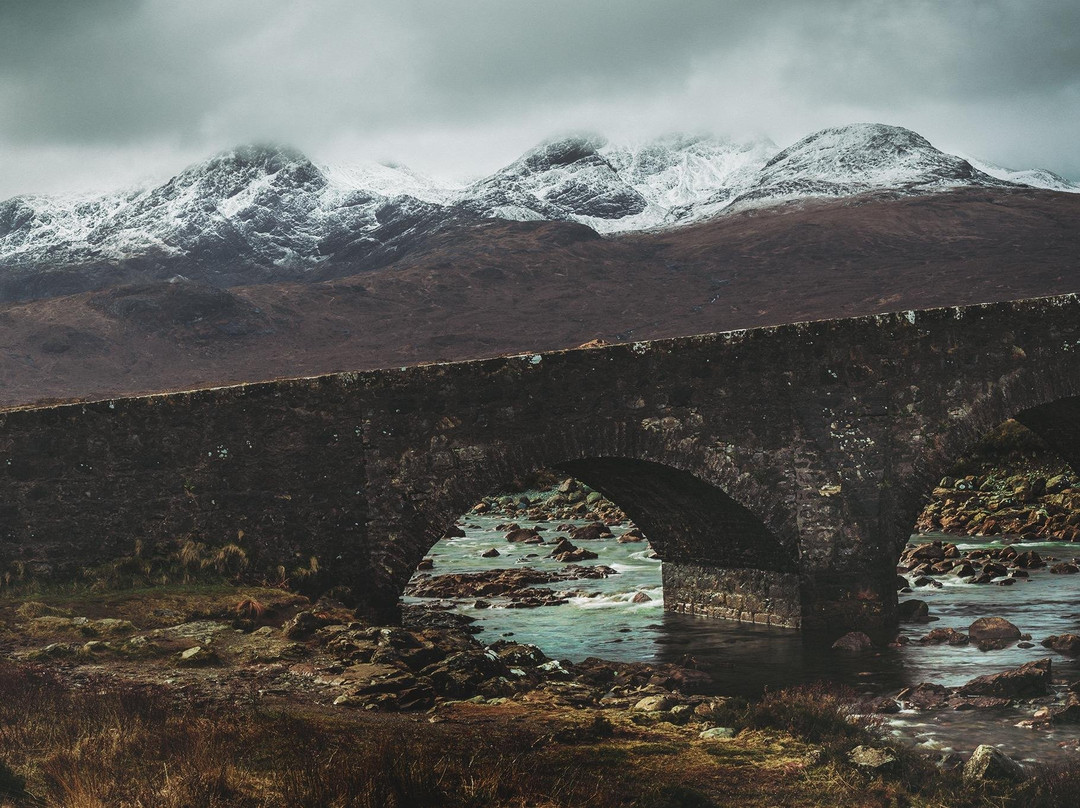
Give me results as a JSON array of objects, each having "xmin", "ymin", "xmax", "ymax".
[{"xmin": 0, "ymin": 586, "xmax": 1078, "ymax": 806}]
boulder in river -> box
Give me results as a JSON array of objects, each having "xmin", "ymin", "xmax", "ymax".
[
  {"xmin": 958, "ymin": 658, "xmax": 1051, "ymax": 698},
  {"xmin": 919, "ymin": 627, "xmax": 968, "ymax": 646},
  {"xmin": 569, "ymin": 523, "xmax": 610, "ymax": 541},
  {"xmin": 962, "ymin": 745, "xmax": 1026, "ymax": 784},
  {"xmin": 1040, "ymin": 634, "xmax": 1080, "ymax": 654},
  {"xmin": 896, "ymin": 682, "xmax": 950, "ymax": 709},
  {"xmin": 967, "ymin": 617, "xmax": 1021, "ymax": 650},
  {"xmin": 831, "ymin": 631, "xmax": 873, "ymax": 654},
  {"xmin": 505, "ymin": 528, "xmax": 543, "ymax": 544},
  {"xmin": 480, "ymin": 548, "xmax": 500, "ymax": 558},
  {"xmin": 897, "ymin": 599, "xmax": 930, "ymax": 623}
]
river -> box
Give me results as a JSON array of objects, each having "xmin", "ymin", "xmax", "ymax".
[{"xmin": 407, "ymin": 518, "xmax": 1080, "ymax": 763}]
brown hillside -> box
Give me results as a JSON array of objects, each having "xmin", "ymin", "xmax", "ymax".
[{"xmin": 2, "ymin": 187, "xmax": 1078, "ymax": 408}]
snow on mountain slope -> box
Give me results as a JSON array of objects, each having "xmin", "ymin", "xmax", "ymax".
[
  {"xmin": 960, "ymin": 155, "xmax": 1080, "ymax": 193},
  {"xmin": 730, "ymin": 123, "xmax": 1013, "ymax": 209},
  {"xmin": 0, "ymin": 123, "xmax": 1074, "ymax": 302},
  {"xmin": 0, "ymin": 145, "xmax": 449, "ymax": 281},
  {"xmin": 459, "ymin": 133, "xmax": 777, "ymax": 232}
]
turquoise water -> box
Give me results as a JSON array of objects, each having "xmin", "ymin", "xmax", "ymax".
[{"xmin": 409, "ymin": 522, "xmax": 1080, "ymax": 760}]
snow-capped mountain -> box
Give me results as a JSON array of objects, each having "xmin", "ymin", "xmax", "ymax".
[
  {"xmin": 959, "ymin": 155, "xmax": 1080, "ymax": 193},
  {"xmin": 729, "ymin": 124, "xmax": 1013, "ymax": 208},
  {"xmin": 0, "ymin": 123, "xmax": 1075, "ymax": 302},
  {"xmin": 459, "ymin": 133, "xmax": 777, "ymax": 232}
]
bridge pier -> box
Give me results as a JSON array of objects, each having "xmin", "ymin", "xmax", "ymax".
[{"xmin": 662, "ymin": 563, "xmax": 802, "ymax": 628}]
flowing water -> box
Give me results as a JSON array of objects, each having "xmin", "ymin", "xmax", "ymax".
[{"xmin": 409, "ymin": 519, "xmax": 1080, "ymax": 762}]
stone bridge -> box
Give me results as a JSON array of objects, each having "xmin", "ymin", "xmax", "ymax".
[{"xmin": 4, "ymin": 294, "xmax": 1080, "ymax": 640}]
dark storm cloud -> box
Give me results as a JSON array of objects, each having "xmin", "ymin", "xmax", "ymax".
[{"xmin": 0, "ymin": 0, "xmax": 1077, "ymax": 197}]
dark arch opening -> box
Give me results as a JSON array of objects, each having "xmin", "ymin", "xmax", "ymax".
[
  {"xmin": 404, "ymin": 456, "xmax": 801, "ymax": 634},
  {"xmin": 557, "ymin": 458, "xmax": 797, "ymax": 573}
]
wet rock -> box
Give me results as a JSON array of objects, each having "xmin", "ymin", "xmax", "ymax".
[
  {"xmin": 555, "ymin": 548, "xmax": 598, "ymax": 562},
  {"xmin": 505, "ymin": 528, "xmax": 543, "ymax": 544},
  {"xmin": 487, "ymin": 641, "xmax": 549, "ymax": 668},
  {"xmin": 959, "ymin": 658, "xmax": 1052, "ymax": 698},
  {"xmin": 569, "ymin": 523, "xmax": 609, "ymax": 541},
  {"xmin": 1046, "ymin": 695, "xmax": 1080, "ymax": 724},
  {"xmin": 618, "ymin": 529, "xmax": 646, "ymax": 543},
  {"xmin": 908, "ymin": 542, "xmax": 946, "ymax": 562},
  {"xmin": 632, "ymin": 591, "xmax": 652, "ymax": 604},
  {"xmin": 947, "ymin": 696, "xmax": 1012, "ymax": 710},
  {"xmin": 416, "ymin": 558, "xmax": 434, "ymax": 571},
  {"xmin": 962, "ymin": 745, "xmax": 1026, "ymax": 784},
  {"xmin": 1015, "ymin": 550, "xmax": 1045, "ymax": 569},
  {"xmin": 897, "ymin": 599, "xmax": 930, "ymax": 623},
  {"xmin": 1041, "ymin": 634, "xmax": 1080, "ymax": 654},
  {"xmin": 897, "ymin": 682, "xmax": 950, "ymax": 709},
  {"xmin": 919, "ymin": 627, "xmax": 969, "ymax": 646},
  {"xmin": 848, "ymin": 745, "xmax": 898, "ymax": 774},
  {"xmin": 562, "ymin": 564, "xmax": 618, "ymax": 579},
  {"xmin": 863, "ymin": 697, "xmax": 901, "ymax": 714},
  {"xmin": 480, "ymin": 548, "xmax": 500, "ymax": 558},
  {"xmin": 443, "ymin": 525, "xmax": 466, "ymax": 538},
  {"xmin": 1050, "ymin": 562, "xmax": 1079, "ymax": 574},
  {"xmin": 831, "ymin": 632, "xmax": 873, "ymax": 654},
  {"xmin": 968, "ymin": 617, "xmax": 1021, "ymax": 649}
]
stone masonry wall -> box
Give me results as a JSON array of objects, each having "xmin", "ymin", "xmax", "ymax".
[{"xmin": 2, "ymin": 294, "xmax": 1080, "ymax": 637}]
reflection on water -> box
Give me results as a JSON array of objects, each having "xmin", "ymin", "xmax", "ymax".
[{"xmin": 411, "ymin": 521, "xmax": 1080, "ymax": 760}]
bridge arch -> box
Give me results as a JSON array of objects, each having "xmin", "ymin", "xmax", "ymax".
[
  {"xmin": 373, "ymin": 425, "xmax": 802, "ymax": 628},
  {"xmin": 888, "ymin": 362, "xmax": 1080, "ymax": 568}
]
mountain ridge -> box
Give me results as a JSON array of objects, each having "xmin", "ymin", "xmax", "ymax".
[{"xmin": 1, "ymin": 123, "xmax": 1076, "ymax": 305}]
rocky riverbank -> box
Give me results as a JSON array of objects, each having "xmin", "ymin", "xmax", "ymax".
[
  {"xmin": 466, "ymin": 476, "xmax": 632, "ymax": 529},
  {"xmin": 897, "ymin": 538, "xmax": 1080, "ymax": 602},
  {"xmin": 915, "ymin": 419, "xmax": 1080, "ymax": 542},
  {"xmin": 916, "ymin": 473, "xmax": 1080, "ymax": 540},
  {"xmin": 2, "ymin": 584, "xmax": 1079, "ymax": 806}
]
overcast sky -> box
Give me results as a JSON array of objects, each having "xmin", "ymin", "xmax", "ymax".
[{"xmin": 1, "ymin": 0, "xmax": 1078, "ymax": 199}]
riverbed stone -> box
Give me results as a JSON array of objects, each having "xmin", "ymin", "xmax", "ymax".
[
  {"xmin": 968, "ymin": 617, "xmax": 1021, "ymax": 650},
  {"xmin": 897, "ymin": 682, "xmax": 950, "ymax": 709},
  {"xmin": 919, "ymin": 627, "xmax": 968, "ymax": 646},
  {"xmin": 897, "ymin": 599, "xmax": 930, "ymax": 623},
  {"xmin": 831, "ymin": 632, "xmax": 873, "ymax": 654},
  {"xmin": 962, "ymin": 745, "xmax": 1026, "ymax": 784},
  {"xmin": 958, "ymin": 658, "xmax": 1051, "ymax": 698},
  {"xmin": 1041, "ymin": 634, "xmax": 1080, "ymax": 654}
]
